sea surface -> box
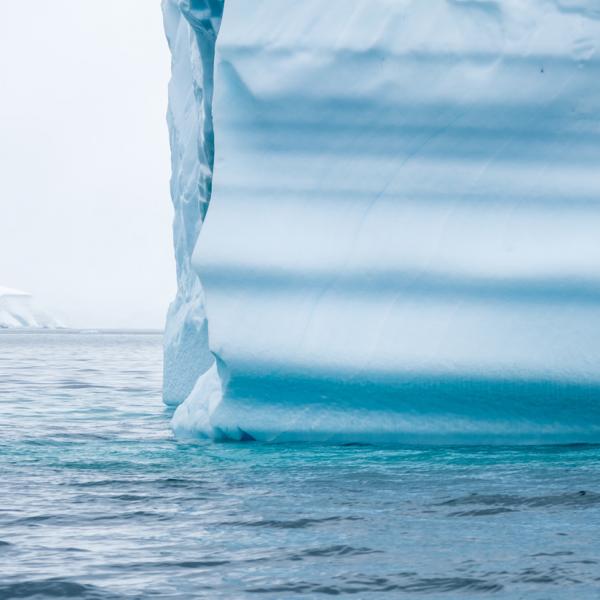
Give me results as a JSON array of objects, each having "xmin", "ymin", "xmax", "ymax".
[{"xmin": 1, "ymin": 332, "xmax": 599, "ymax": 599}]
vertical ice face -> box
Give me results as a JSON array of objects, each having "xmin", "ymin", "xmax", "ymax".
[
  {"xmin": 162, "ymin": 0, "xmax": 223, "ymax": 405},
  {"xmin": 165, "ymin": 0, "xmax": 600, "ymax": 442}
]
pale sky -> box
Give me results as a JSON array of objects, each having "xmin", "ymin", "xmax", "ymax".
[{"xmin": 0, "ymin": 1, "xmax": 175, "ymax": 329}]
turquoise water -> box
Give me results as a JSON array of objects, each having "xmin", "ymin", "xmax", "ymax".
[{"xmin": 1, "ymin": 333, "xmax": 599, "ymax": 599}]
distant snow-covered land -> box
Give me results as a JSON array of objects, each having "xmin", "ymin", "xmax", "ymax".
[{"xmin": 0, "ymin": 287, "xmax": 61, "ymax": 329}]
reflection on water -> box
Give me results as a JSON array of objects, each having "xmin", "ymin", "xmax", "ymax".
[{"xmin": 1, "ymin": 332, "xmax": 599, "ymax": 599}]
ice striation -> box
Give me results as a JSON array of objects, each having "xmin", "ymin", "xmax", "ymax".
[
  {"xmin": 0, "ymin": 287, "xmax": 61, "ymax": 329},
  {"xmin": 164, "ymin": 0, "xmax": 600, "ymax": 443}
]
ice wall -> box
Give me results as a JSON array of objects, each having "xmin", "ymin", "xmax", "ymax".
[
  {"xmin": 162, "ymin": 0, "xmax": 223, "ymax": 405},
  {"xmin": 165, "ymin": 0, "xmax": 600, "ymax": 443}
]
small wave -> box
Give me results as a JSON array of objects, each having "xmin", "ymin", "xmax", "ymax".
[
  {"xmin": 513, "ymin": 566, "xmax": 575, "ymax": 585},
  {"xmin": 224, "ymin": 516, "xmax": 361, "ymax": 529},
  {"xmin": 437, "ymin": 490, "xmax": 600, "ymax": 513},
  {"xmin": 109, "ymin": 559, "xmax": 229, "ymax": 571},
  {"xmin": 341, "ymin": 442, "xmax": 374, "ymax": 447},
  {"xmin": 8, "ymin": 514, "xmax": 64, "ymax": 526},
  {"xmin": 566, "ymin": 559, "xmax": 598, "ymax": 565},
  {"xmin": 155, "ymin": 477, "xmax": 212, "ymax": 489},
  {"xmin": 538, "ymin": 442, "xmax": 600, "ymax": 452},
  {"xmin": 0, "ymin": 578, "xmax": 118, "ymax": 599},
  {"xmin": 89, "ymin": 510, "xmax": 164, "ymax": 522},
  {"xmin": 109, "ymin": 494, "xmax": 149, "ymax": 502},
  {"xmin": 57, "ymin": 380, "xmax": 111, "ymax": 390},
  {"xmin": 448, "ymin": 507, "xmax": 516, "ymax": 517},
  {"xmin": 72, "ymin": 479, "xmax": 136, "ymax": 488},
  {"xmin": 246, "ymin": 574, "xmax": 503, "ymax": 594},
  {"xmin": 398, "ymin": 576, "xmax": 503, "ymax": 593},
  {"xmin": 289, "ymin": 545, "xmax": 381, "ymax": 560}
]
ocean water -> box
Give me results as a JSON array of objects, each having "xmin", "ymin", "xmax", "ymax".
[{"xmin": 1, "ymin": 332, "xmax": 599, "ymax": 599}]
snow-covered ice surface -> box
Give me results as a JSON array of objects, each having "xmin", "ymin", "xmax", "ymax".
[
  {"xmin": 0, "ymin": 287, "xmax": 60, "ymax": 329},
  {"xmin": 164, "ymin": 0, "xmax": 600, "ymax": 443}
]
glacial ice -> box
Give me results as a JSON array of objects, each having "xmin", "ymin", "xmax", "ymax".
[
  {"xmin": 164, "ymin": 0, "xmax": 600, "ymax": 443},
  {"xmin": 0, "ymin": 287, "xmax": 60, "ymax": 329},
  {"xmin": 162, "ymin": 0, "xmax": 223, "ymax": 406}
]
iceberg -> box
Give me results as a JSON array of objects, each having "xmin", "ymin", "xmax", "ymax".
[
  {"xmin": 0, "ymin": 287, "xmax": 61, "ymax": 329},
  {"xmin": 162, "ymin": 0, "xmax": 224, "ymax": 406},
  {"xmin": 163, "ymin": 0, "xmax": 600, "ymax": 443}
]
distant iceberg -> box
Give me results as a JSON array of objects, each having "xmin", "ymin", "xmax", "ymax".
[
  {"xmin": 0, "ymin": 287, "xmax": 61, "ymax": 329},
  {"xmin": 163, "ymin": 0, "xmax": 600, "ymax": 443}
]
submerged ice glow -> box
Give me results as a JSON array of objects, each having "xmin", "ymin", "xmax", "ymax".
[{"xmin": 163, "ymin": 0, "xmax": 600, "ymax": 443}]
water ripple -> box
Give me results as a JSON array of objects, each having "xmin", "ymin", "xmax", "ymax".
[
  {"xmin": 2, "ymin": 333, "xmax": 600, "ymax": 598},
  {"xmin": 0, "ymin": 579, "xmax": 119, "ymax": 600}
]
